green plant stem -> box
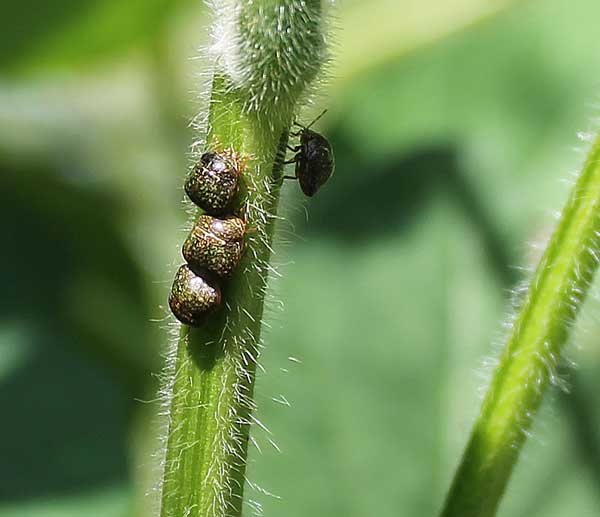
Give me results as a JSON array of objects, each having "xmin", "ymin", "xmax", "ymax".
[
  {"xmin": 158, "ymin": 1, "xmax": 326, "ymax": 513},
  {"xmin": 441, "ymin": 135, "xmax": 600, "ymax": 517},
  {"xmin": 159, "ymin": 75, "xmax": 289, "ymax": 517}
]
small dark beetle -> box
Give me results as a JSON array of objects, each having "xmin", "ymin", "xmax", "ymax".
[
  {"xmin": 185, "ymin": 149, "xmax": 243, "ymax": 214},
  {"xmin": 169, "ymin": 264, "xmax": 221, "ymax": 326},
  {"xmin": 284, "ymin": 110, "xmax": 335, "ymax": 197}
]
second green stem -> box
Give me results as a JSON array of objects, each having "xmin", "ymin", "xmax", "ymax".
[{"xmin": 441, "ymin": 135, "xmax": 600, "ymax": 516}]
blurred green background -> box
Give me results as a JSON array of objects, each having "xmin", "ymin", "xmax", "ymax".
[{"xmin": 2, "ymin": 0, "xmax": 600, "ymax": 515}]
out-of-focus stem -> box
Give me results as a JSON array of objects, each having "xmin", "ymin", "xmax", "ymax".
[{"xmin": 441, "ymin": 135, "xmax": 600, "ymax": 516}]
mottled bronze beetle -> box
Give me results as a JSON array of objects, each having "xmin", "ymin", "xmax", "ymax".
[
  {"xmin": 185, "ymin": 149, "xmax": 244, "ymax": 214},
  {"xmin": 285, "ymin": 110, "xmax": 335, "ymax": 197},
  {"xmin": 169, "ymin": 264, "xmax": 221, "ymax": 326},
  {"xmin": 182, "ymin": 215, "xmax": 246, "ymax": 278}
]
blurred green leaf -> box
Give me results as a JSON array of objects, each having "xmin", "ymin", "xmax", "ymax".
[
  {"xmin": 0, "ymin": 155, "xmax": 157, "ymax": 511},
  {"xmin": 247, "ymin": 191, "xmax": 504, "ymax": 516},
  {"xmin": 0, "ymin": 486, "xmax": 131, "ymax": 517},
  {"xmin": 0, "ymin": 0, "xmax": 195, "ymax": 73},
  {"xmin": 332, "ymin": 0, "xmax": 518, "ymax": 90}
]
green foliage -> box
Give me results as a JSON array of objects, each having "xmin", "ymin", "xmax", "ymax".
[
  {"xmin": 2, "ymin": 0, "xmax": 600, "ymax": 516},
  {"xmin": 0, "ymin": 0, "xmax": 193, "ymax": 73}
]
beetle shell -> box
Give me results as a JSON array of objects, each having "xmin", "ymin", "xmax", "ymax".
[
  {"xmin": 184, "ymin": 150, "xmax": 242, "ymax": 214},
  {"xmin": 169, "ymin": 264, "xmax": 221, "ymax": 326},
  {"xmin": 183, "ymin": 215, "xmax": 246, "ymax": 278},
  {"xmin": 296, "ymin": 129, "xmax": 334, "ymax": 197}
]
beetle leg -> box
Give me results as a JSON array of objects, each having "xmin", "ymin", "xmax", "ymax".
[
  {"xmin": 286, "ymin": 145, "xmax": 301, "ymax": 152},
  {"xmin": 238, "ymin": 201, "xmax": 251, "ymax": 223},
  {"xmin": 245, "ymin": 224, "xmax": 258, "ymax": 235},
  {"xmin": 282, "ymin": 175, "xmax": 297, "ymax": 180}
]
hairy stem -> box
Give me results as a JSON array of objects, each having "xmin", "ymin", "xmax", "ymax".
[
  {"xmin": 441, "ymin": 135, "xmax": 600, "ymax": 516},
  {"xmin": 159, "ymin": 1, "xmax": 327, "ymax": 515}
]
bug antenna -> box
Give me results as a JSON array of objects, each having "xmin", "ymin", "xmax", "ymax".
[
  {"xmin": 306, "ymin": 109, "xmax": 328, "ymax": 130},
  {"xmin": 292, "ymin": 109, "xmax": 328, "ymax": 130}
]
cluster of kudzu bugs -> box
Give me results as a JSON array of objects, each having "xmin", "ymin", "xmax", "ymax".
[
  {"xmin": 169, "ymin": 114, "xmax": 334, "ymax": 327},
  {"xmin": 169, "ymin": 148, "xmax": 247, "ymax": 326}
]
